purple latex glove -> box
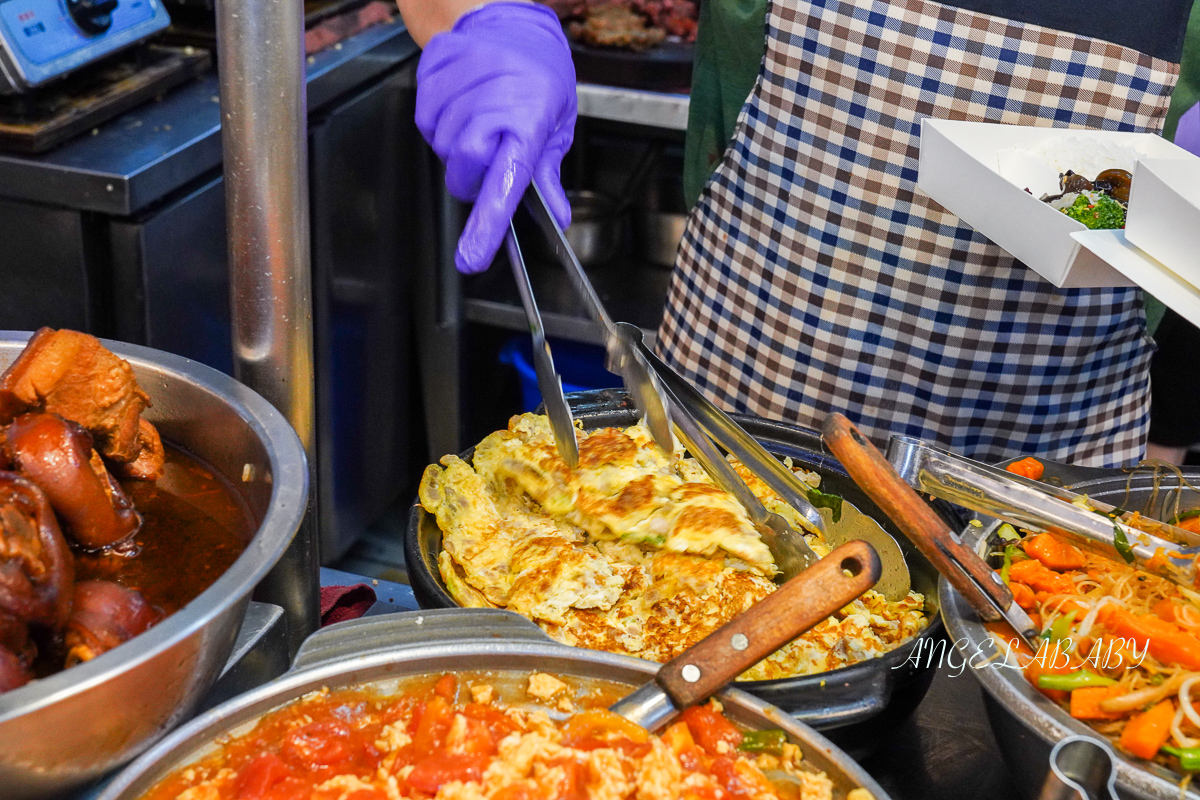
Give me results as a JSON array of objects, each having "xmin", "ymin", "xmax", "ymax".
[
  {"xmin": 1175, "ymin": 101, "xmax": 1200, "ymax": 157},
  {"xmin": 417, "ymin": 2, "xmax": 576, "ymax": 274}
]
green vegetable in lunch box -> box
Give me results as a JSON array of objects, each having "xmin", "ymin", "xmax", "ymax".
[
  {"xmin": 739, "ymin": 729, "xmax": 788, "ymax": 755},
  {"xmin": 1162, "ymin": 745, "xmax": 1200, "ymax": 771},
  {"xmin": 1036, "ymin": 669, "xmax": 1117, "ymax": 691},
  {"xmin": 1060, "ymin": 193, "xmax": 1126, "ymax": 230}
]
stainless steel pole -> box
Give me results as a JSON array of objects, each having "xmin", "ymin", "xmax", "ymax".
[{"xmin": 216, "ymin": 0, "xmax": 320, "ymax": 654}]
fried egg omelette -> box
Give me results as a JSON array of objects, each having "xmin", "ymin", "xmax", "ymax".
[{"xmin": 419, "ymin": 414, "xmax": 928, "ymax": 680}]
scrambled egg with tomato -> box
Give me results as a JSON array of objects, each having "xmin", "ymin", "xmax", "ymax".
[
  {"xmin": 420, "ymin": 414, "xmax": 927, "ymax": 680},
  {"xmin": 141, "ymin": 674, "xmax": 871, "ymax": 800}
]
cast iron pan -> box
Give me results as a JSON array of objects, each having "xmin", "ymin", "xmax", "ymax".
[{"xmin": 405, "ymin": 389, "xmax": 957, "ymax": 757}]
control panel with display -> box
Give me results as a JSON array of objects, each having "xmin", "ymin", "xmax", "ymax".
[{"xmin": 0, "ymin": 0, "xmax": 170, "ymax": 93}]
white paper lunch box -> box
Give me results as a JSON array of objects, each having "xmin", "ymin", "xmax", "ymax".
[{"xmin": 917, "ymin": 119, "xmax": 1193, "ymax": 289}]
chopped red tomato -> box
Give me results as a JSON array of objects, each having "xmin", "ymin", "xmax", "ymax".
[
  {"xmin": 434, "ymin": 673, "xmax": 457, "ymax": 701},
  {"xmin": 569, "ymin": 736, "xmax": 653, "ymax": 757},
  {"xmin": 553, "ymin": 758, "xmax": 589, "ymax": 800},
  {"xmin": 463, "ymin": 702, "xmax": 516, "ymax": 740},
  {"xmin": 681, "ymin": 704, "xmax": 743, "ymax": 756},
  {"xmin": 412, "ymin": 695, "xmax": 454, "ymax": 758},
  {"xmin": 452, "ymin": 714, "xmax": 498, "ymax": 756},
  {"xmin": 234, "ymin": 753, "xmax": 292, "ymax": 799},
  {"xmin": 711, "ymin": 756, "xmax": 757, "ymax": 798},
  {"xmin": 280, "ymin": 720, "xmax": 353, "ymax": 769},
  {"xmin": 406, "ymin": 752, "xmax": 491, "ymax": 793}
]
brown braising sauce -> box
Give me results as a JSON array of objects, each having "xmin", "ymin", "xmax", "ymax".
[{"xmin": 74, "ymin": 446, "xmax": 253, "ymax": 615}]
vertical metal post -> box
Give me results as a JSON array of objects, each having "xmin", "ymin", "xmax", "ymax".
[{"xmin": 216, "ymin": 0, "xmax": 320, "ymax": 654}]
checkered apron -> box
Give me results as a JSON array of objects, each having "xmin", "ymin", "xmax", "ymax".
[{"xmin": 658, "ymin": 0, "xmax": 1179, "ymax": 467}]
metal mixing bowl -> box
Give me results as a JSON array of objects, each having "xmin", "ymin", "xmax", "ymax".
[
  {"xmin": 0, "ymin": 333, "xmax": 309, "ymax": 800},
  {"xmin": 405, "ymin": 388, "xmax": 953, "ymax": 756},
  {"xmin": 98, "ymin": 608, "xmax": 892, "ymax": 800},
  {"xmin": 942, "ymin": 469, "xmax": 1200, "ymax": 799}
]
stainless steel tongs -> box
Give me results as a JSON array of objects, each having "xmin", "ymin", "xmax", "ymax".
[
  {"xmin": 519, "ymin": 188, "xmax": 823, "ymax": 581},
  {"xmin": 523, "ymin": 184, "xmax": 674, "ymax": 454},
  {"xmin": 504, "ymin": 223, "xmax": 579, "ymax": 468},
  {"xmin": 885, "ymin": 436, "xmax": 1200, "ymax": 590}
]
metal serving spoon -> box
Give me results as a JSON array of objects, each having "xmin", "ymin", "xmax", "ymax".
[
  {"xmin": 823, "ymin": 413, "xmax": 1040, "ymax": 650},
  {"xmin": 610, "ymin": 540, "xmax": 881, "ymax": 730}
]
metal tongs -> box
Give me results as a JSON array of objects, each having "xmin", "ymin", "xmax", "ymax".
[
  {"xmin": 523, "ymin": 184, "xmax": 674, "ymax": 453},
  {"xmin": 1038, "ymin": 736, "xmax": 1120, "ymax": 800},
  {"xmin": 619, "ymin": 323, "xmax": 911, "ymax": 598},
  {"xmin": 519, "ymin": 188, "xmax": 918, "ymax": 592},
  {"xmin": 504, "ymin": 224, "xmax": 579, "ymax": 467},
  {"xmin": 885, "ymin": 436, "xmax": 1200, "ymax": 590},
  {"xmin": 823, "ymin": 413, "xmax": 1041, "ymax": 649},
  {"xmin": 520, "ymin": 187, "xmax": 824, "ymax": 581}
]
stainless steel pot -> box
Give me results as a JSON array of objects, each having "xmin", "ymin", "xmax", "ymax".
[
  {"xmin": 404, "ymin": 388, "xmax": 951, "ymax": 756},
  {"xmin": 942, "ymin": 468, "xmax": 1200, "ymax": 799},
  {"xmin": 564, "ymin": 190, "xmax": 623, "ymax": 266},
  {"xmin": 97, "ymin": 608, "xmax": 893, "ymax": 800},
  {"xmin": 0, "ymin": 333, "xmax": 309, "ymax": 800}
]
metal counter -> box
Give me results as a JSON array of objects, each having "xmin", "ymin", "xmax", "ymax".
[{"xmin": 0, "ymin": 18, "xmax": 416, "ymax": 216}]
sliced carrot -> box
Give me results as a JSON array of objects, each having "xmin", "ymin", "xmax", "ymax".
[
  {"xmin": 1119, "ymin": 699, "xmax": 1175, "ymax": 759},
  {"xmin": 1010, "ymin": 582, "xmax": 1037, "ymax": 610},
  {"xmin": 1024, "ymin": 533, "xmax": 1086, "ymax": 571},
  {"xmin": 1069, "ymin": 685, "xmax": 1127, "ymax": 720},
  {"xmin": 1010, "ymin": 559, "xmax": 1078, "ymax": 595},
  {"xmin": 1099, "ymin": 606, "xmax": 1200, "ymax": 670},
  {"xmin": 1154, "ymin": 599, "xmax": 1179, "ymax": 624},
  {"xmin": 1006, "ymin": 457, "xmax": 1045, "ymax": 480}
]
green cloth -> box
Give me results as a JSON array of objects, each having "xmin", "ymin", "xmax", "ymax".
[{"xmin": 682, "ymin": 0, "xmax": 769, "ymax": 208}]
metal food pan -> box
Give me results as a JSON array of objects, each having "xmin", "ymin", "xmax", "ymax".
[
  {"xmin": 97, "ymin": 608, "xmax": 892, "ymax": 800},
  {"xmin": 943, "ymin": 468, "xmax": 1200, "ymax": 799}
]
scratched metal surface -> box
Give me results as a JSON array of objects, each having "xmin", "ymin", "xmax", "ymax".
[{"xmin": 861, "ymin": 656, "xmax": 1021, "ymax": 799}]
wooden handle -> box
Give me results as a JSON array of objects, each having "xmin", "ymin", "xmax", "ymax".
[
  {"xmin": 822, "ymin": 413, "xmax": 1007, "ymax": 621},
  {"xmin": 656, "ymin": 540, "xmax": 880, "ymax": 708}
]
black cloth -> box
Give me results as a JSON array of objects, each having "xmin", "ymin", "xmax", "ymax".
[
  {"xmin": 1150, "ymin": 308, "xmax": 1200, "ymax": 446},
  {"xmin": 940, "ymin": 0, "xmax": 1196, "ymax": 62}
]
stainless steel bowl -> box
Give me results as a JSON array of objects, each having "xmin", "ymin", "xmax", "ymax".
[
  {"xmin": 942, "ymin": 469, "xmax": 1200, "ymax": 799},
  {"xmin": 0, "ymin": 333, "xmax": 309, "ymax": 800},
  {"xmin": 98, "ymin": 608, "xmax": 892, "ymax": 800}
]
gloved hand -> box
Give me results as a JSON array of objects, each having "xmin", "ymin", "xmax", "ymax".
[
  {"xmin": 416, "ymin": 2, "xmax": 576, "ymax": 274},
  {"xmin": 1175, "ymin": 101, "xmax": 1200, "ymax": 157}
]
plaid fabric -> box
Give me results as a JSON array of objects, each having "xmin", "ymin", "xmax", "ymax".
[{"xmin": 658, "ymin": 0, "xmax": 1179, "ymax": 467}]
